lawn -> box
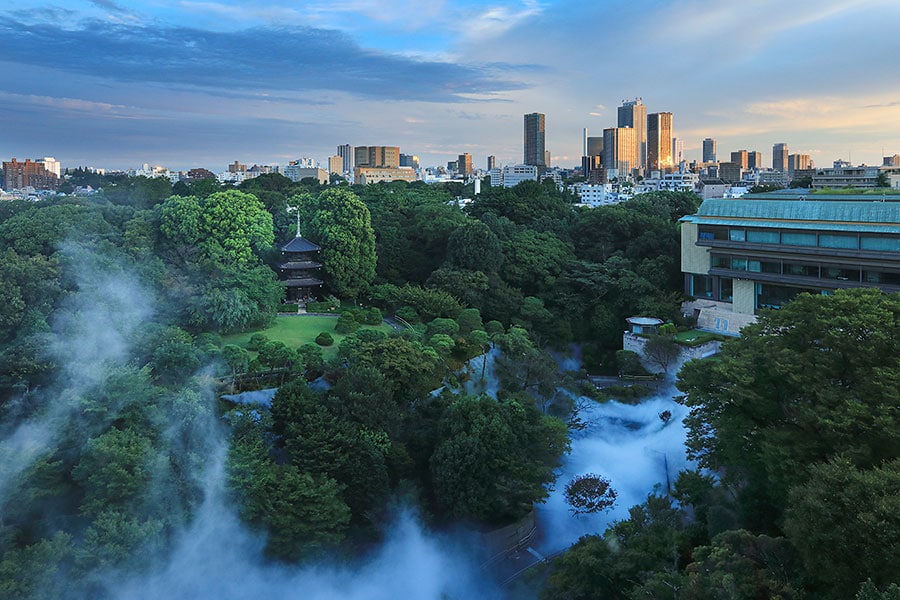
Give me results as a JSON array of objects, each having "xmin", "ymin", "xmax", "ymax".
[
  {"xmin": 222, "ymin": 315, "xmax": 393, "ymax": 358},
  {"xmin": 673, "ymin": 329, "xmax": 729, "ymax": 347}
]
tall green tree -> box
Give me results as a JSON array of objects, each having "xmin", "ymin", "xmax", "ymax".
[
  {"xmin": 292, "ymin": 188, "xmax": 376, "ymax": 299},
  {"xmin": 677, "ymin": 288, "xmax": 900, "ymax": 528},
  {"xmin": 158, "ymin": 190, "xmax": 274, "ymax": 267}
]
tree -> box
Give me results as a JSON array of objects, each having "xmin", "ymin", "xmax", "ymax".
[
  {"xmin": 564, "ymin": 473, "xmax": 617, "ymax": 514},
  {"xmin": 643, "ymin": 334, "xmax": 680, "ymax": 374},
  {"xmin": 72, "ymin": 428, "xmax": 155, "ymax": 517},
  {"xmin": 784, "ymin": 457, "xmax": 900, "ymax": 598},
  {"xmin": 292, "ymin": 188, "xmax": 376, "ymax": 299},
  {"xmin": 677, "ymin": 288, "xmax": 900, "ymax": 528},
  {"xmin": 446, "ymin": 220, "xmax": 503, "ymax": 272},
  {"xmin": 159, "ymin": 190, "xmax": 274, "ymax": 268},
  {"xmin": 875, "ymin": 170, "xmax": 890, "ymax": 188},
  {"xmin": 430, "ymin": 393, "xmax": 569, "ymax": 523}
]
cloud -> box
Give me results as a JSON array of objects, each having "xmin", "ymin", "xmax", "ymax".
[{"xmin": 0, "ymin": 19, "xmax": 529, "ymax": 103}]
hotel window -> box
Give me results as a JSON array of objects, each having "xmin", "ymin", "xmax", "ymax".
[
  {"xmin": 822, "ymin": 266, "xmax": 859, "ymax": 281},
  {"xmin": 747, "ymin": 260, "xmax": 780, "ymax": 273},
  {"xmin": 863, "ymin": 270, "xmax": 900, "ymax": 286},
  {"xmin": 691, "ymin": 275, "xmax": 714, "ymax": 298},
  {"xmin": 819, "ymin": 234, "xmax": 858, "ymax": 249},
  {"xmin": 730, "ymin": 257, "xmax": 748, "ymax": 271},
  {"xmin": 728, "ymin": 229, "xmax": 746, "ymax": 241},
  {"xmin": 860, "ymin": 237, "xmax": 900, "ymax": 252},
  {"xmin": 719, "ymin": 278, "xmax": 733, "ymax": 303},
  {"xmin": 746, "ymin": 230, "xmax": 779, "ymax": 244},
  {"xmin": 781, "ymin": 232, "xmax": 817, "ymax": 246},
  {"xmin": 784, "ymin": 263, "xmax": 819, "ymax": 277}
]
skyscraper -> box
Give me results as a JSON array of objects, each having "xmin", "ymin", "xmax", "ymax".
[
  {"xmin": 337, "ymin": 144, "xmax": 353, "ymax": 173},
  {"xmin": 618, "ymin": 99, "xmax": 647, "ymax": 169},
  {"xmin": 748, "ymin": 151, "xmax": 762, "ymax": 170},
  {"xmin": 647, "ymin": 112, "xmax": 673, "ymax": 171},
  {"xmin": 602, "ymin": 127, "xmax": 637, "ymax": 176},
  {"xmin": 730, "ymin": 150, "xmax": 749, "ymax": 170},
  {"xmin": 702, "ymin": 138, "xmax": 717, "ymax": 163},
  {"xmin": 524, "ymin": 112, "xmax": 546, "ymax": 167},
  {"xmin": 458, "ymin": 153, "xmax": 473, "ymax": 176},
  {"xmin": 773, "ymin": 143, "xmax": 789, "ymax": 173},
  {"xmin": 487, "ymin": 155, "xmax": 497, "ymax": 170},
  {"xmin": 672, "ymin": 138, "xmax": 684, "ymax": 166}
]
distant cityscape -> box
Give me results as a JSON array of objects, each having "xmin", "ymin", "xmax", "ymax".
[{"xmin": 4, "ymin": 98, "xmax": 900, "ymax": 204}]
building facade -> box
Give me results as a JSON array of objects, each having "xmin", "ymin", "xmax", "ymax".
[
  {"xmin": 458, "ymin": 153, "xmax": 473, "ymax": 176},
  {"xmin": 337, "ymin": 144, "xmax": 354, "ymax": 174},
  {"xmin": 354, "ymin": 166, "xmax": 417, "ymax": 184},
  {"xmin": 618, "ymin": 99, "xmax": 647, "ymax": 169},
  {"xmin": 3, "ymin": 158, "xmax": 59, "ymax": 190},
  {"xmin": 523, "ymin": 112, "xmax": 546, "ymax": 167},
  {"xmin": 773, "ymin": 143, "xmax": 789, "ymax": 173},
  {"xmin": 702, "ymin": 138, "xmax": 717, "ymax": 163},
  {"xmin": 602, "ymin": 127, "xmax": 637, "ymax": 177},
  {"xmin": 354, "ymin": 146, "xmax": 400, "ymax": 168},
  {"xmin": 730, "ymin": 150, "xmax": 749, "ymax": 170},
  {"xmin": 680, "ymin": 193, "xmax": 900, "ymax": 334},
  {"xmin": 647, "ymin": 112, "xmax": 673, "ymax": 172}
]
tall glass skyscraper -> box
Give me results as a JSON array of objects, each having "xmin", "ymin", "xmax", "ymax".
[
  {"xmin": 702, "ymin": 138, "xmax": 717, "ymax": 163},
  {"xmin": 647, "ymin": 112, "xmax": 674, "ymax": 171},
  {"xmin": 617, "ymin": 99, "xmax": 646, "ymax": 169},
  {"xmin": 524, "ymin": 112, "xmax": 546, "ymax": 167}
]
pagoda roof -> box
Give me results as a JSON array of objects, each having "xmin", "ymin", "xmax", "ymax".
[
  {"xmin": 279, "ymin": 260, "xmax": 322, "ymax": 270},
  {"xmin": 280, "ymin": 235, "xmax": 321, "ymax": 253},
  {"xmin": 284, "ymin": 277, "xmax": 324, "ymax": 288}
]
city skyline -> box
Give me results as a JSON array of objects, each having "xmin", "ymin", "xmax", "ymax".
[{"xmin": 2, "ymin": 0, "xmax": 900, "ymax": 171}]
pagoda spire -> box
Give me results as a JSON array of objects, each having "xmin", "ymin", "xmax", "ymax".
[{"xmin": 287, "ymin": 205, "xmax": 302, "ymax": 238}]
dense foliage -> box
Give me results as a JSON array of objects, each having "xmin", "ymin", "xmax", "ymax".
[{"xmin": 543, "ymin": 289, "xmax": 900, "ymax": 599}]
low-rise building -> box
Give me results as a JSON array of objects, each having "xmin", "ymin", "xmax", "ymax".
[{"xmin": 354, "ymin": 166, "xmax": 417, "ymax": 184}]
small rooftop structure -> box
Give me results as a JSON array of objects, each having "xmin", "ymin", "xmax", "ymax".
[{"xmin": 626, "ymin": 316, "xmax": 664, "ymax": 335}]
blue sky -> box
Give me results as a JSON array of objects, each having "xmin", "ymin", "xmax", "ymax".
[{"xmin": 2, "ymin": 0, "xmax": 900, "ymax": 171}]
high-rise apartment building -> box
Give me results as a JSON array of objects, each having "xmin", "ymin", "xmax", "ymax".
[
  {"xmin": 337, "ymin": 144, "xmax": 353, "ymax": 173},
  {"xmin": 773, "ymin": 143, "xmax": 789, "ymax": 173},
  {"xmin": 730, "ymin": 150, "xmax": 749, "ymax": 170},
  {"xmin": 702, "ymin": 138, "xmax": 717, "ymax": 163},
  {"xmin": 524, "ymin": 113, "xmax": 546, "ymax": 167},
  {"xmin": 647, "ymin": 112, "xmax": 674, "ymax": 172},
  {"xmin": 458, "ymin": 153, "xmax": 473, "ymax": 176},
  {"xmin": 2, "ymin": 158, "xmax": 59, "ymax": 190},
  {"xmin": 602, "ymin": 127, "xmax": 638, "ymax": 176},
  {"xmin": 399, "ymin": 154, "xmax": 419, "ymax": 169},
  {"xmin": 788, "ymin": 153, "xmax": 812, "ymax": 176},
  {"xmin": 673, "ymin": 138, "xmax": 684, "ymax": 166},
  {"xmin": 618, "ymin": 99, "xmax": 647, "ymax": 169},
  {"xmin": 748, "ymin": 151, "xmax": 762, "ymax": 170},
  {"xmin": 328, "ymin": 155, "xmax": 343, "ymax": 175},
  {"xmin": 354, "ymin": 146, "xmax": 400, "ymax": 168},
  {"xmin": 487, "ymin": 155, "xmax": 497, "ymax": 170}
]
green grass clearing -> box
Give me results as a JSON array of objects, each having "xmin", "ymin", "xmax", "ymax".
[
  {"xmin": 222, "ymin": 315, "xmax": 393, "ymax": 358},
  {"xmin": 674, "ymin": 329, "xmax": 729, "ymax": 347}
]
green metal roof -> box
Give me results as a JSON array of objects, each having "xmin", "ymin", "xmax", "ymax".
[{"xmin": 681, "ymin": 199, "xmax": 900, "ymax": 233}]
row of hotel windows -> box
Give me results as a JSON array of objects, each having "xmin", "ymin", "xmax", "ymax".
[
  {"xmin": 698, "ymin": 228, "xmax": 900, "ymax": 252},
  {"xmin": 689, "ymin": 275, "xmax": 830, "ymax": 310},
  {"xmin": 710, "ymin": 255, "xmax": 900, "ymax": 286}
]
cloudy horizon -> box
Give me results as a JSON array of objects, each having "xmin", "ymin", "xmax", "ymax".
[{"xmin": 2, "ymin": 0, "xmax": 899, "ymax": 172}]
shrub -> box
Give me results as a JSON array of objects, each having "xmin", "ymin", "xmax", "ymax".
[
  {"xmin": 334, "ymin": 315, "xmax": 360, "ymax": 334},
  {"xmin": 315, "ymin": 332, "xmax": 334, "ymax": 346},
  {"xmin": 248, "ymin": 333, "xmax": 269, "ymax": 351},
  {"xmin": 395, "ymin": 306, "xmax": 419, "ymax": 324},
  {"xmin": 362, "ymin": 307, "xmax": 383, "ymax": 325}
]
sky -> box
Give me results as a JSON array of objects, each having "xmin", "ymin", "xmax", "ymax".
[{"xmin": 2, "ymin": 0, "xmax": 900, "ymax": 172}]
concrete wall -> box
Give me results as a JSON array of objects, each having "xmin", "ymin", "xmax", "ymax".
[
  {"xmin": 680, "ymin": 222, "xmax": 710, "ymax": 274},
  {"xmin": 733, "ymin": 278, "xmax": 756, "ymax": 315}
]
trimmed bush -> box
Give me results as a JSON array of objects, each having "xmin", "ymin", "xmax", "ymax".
[
  {"xmin": 362, "ymin": 307, "xmax": 383, "ymax": 325},
  {"xmin": 334, "ymin": 315, "xmax": 360, "ymax": 334},
  {"xmin": 248, "ymin": 333, "xmax": 269, "ymax": 351},
  {"xmin": 315, "ymin": 332, "xmax": 334, "ymax": 346}
]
